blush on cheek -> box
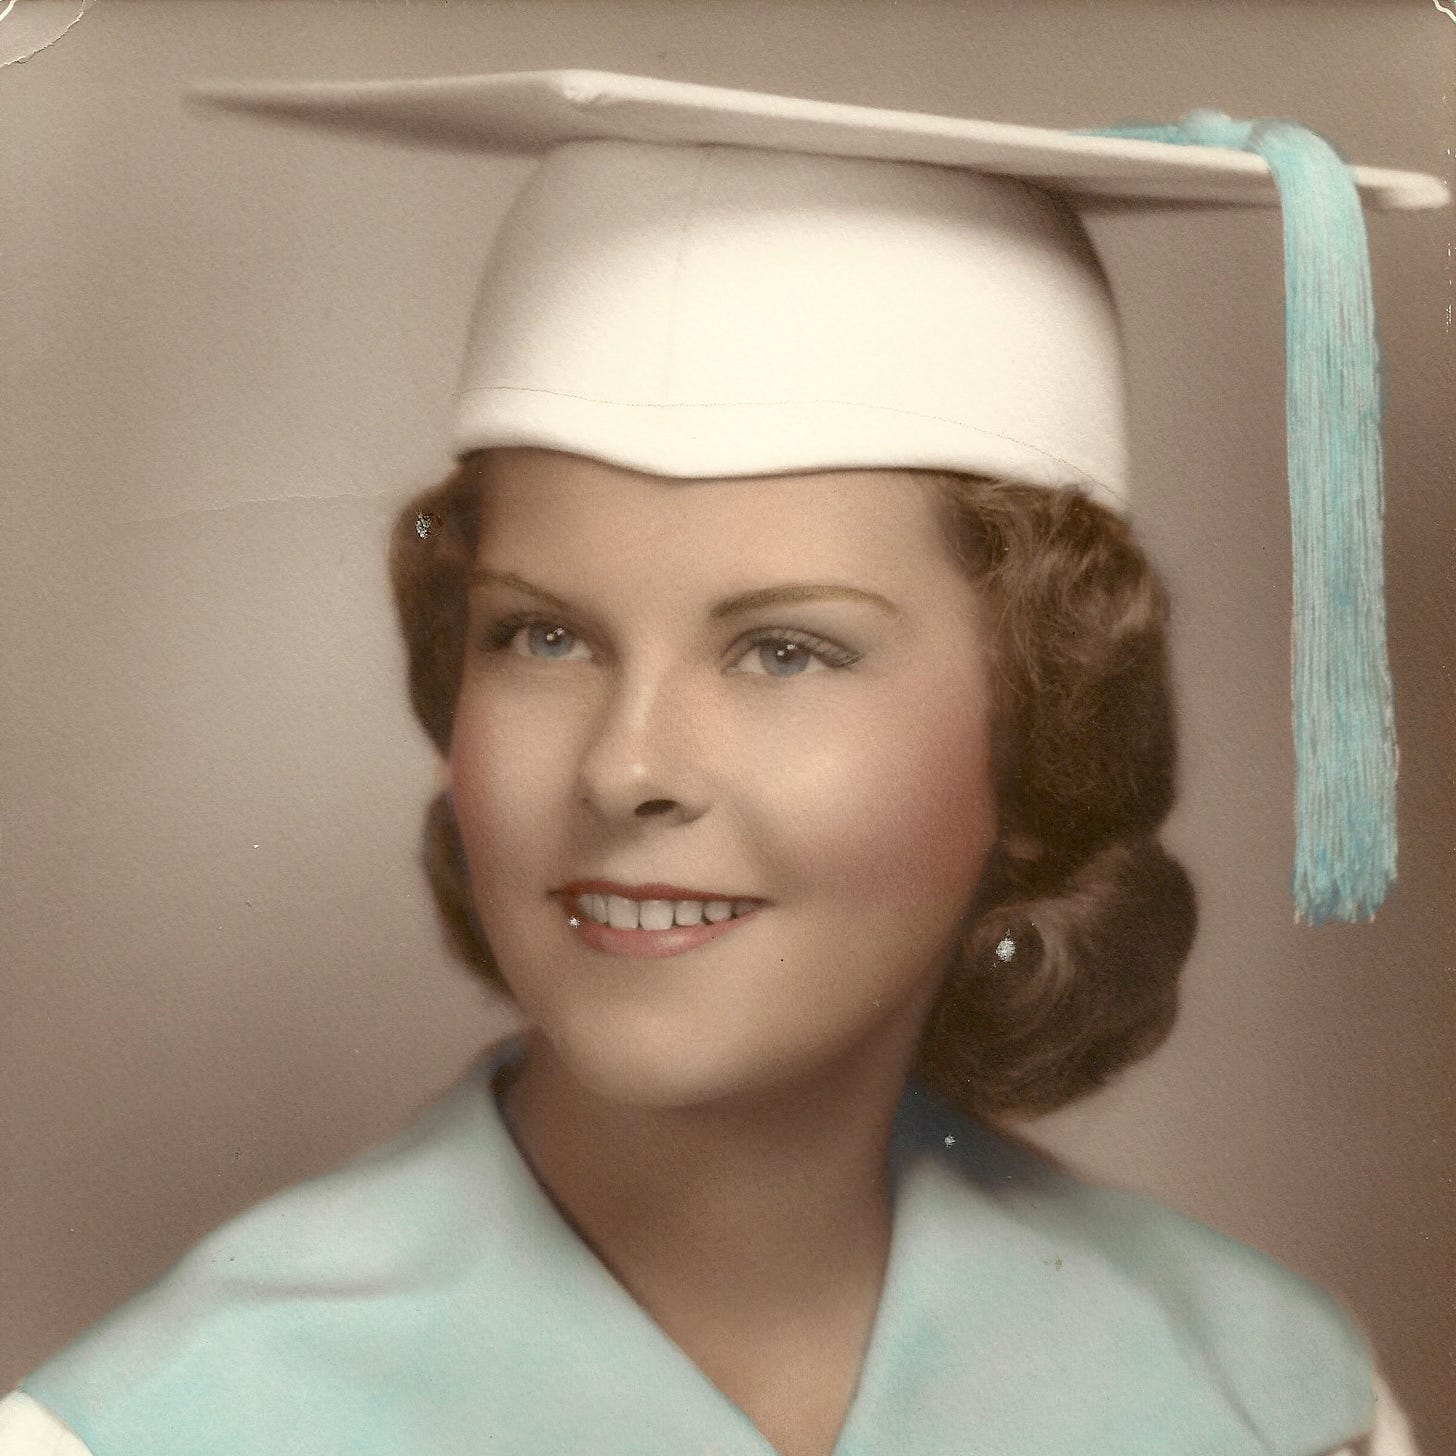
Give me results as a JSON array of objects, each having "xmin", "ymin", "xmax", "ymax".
[
  {"xmin": 871, "ymin": 748, "xmax": 995, "ymax": 912},
  {"xmin": 777, "ymin": 695, "xmax": 997, "ymax": 917},
  {"xmin": 446, "ymin": 705, "xmax": 542, "ymax": 898},
  {"xmin": 443, "ymin": 762, "xmax": 494, "ymax": 913}
]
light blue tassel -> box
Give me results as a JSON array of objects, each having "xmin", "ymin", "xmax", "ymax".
[{"xmin": 1080, "ymin": 111, "xmax": 1397, "ymax": 924}]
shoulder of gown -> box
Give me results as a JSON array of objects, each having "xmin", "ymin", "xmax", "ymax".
[
  {"xmin": 10, "ymin": 1045, "xmax": 1414, "ymax": 1455},
  {"xmin": 17, "ymin": 1060, "xmax": 515, "ymax": 1455},
  {"xmin": 0, "ymin": 1382, "xmax": 1424, "ymax": 1456},
  {"xmin": 883, "ymin": 1080, "xmax": 1392, "ymax": 1453}
]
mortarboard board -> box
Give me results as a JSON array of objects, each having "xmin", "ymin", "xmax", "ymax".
[{"xmin": 189, "ymin": 70, "xmax": 1447, "ymax": 926}]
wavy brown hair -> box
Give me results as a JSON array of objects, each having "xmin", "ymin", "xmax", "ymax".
[{"xmin": 389, "ymin": 455, "xmax": 1194, "ymax": 1119}]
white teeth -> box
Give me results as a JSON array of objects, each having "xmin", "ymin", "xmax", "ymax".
[
  {"xmin": 606, "ymin": 895, "xmax": 639, "ymax": 929},
  {"xmin": 573, "ymin": 893, "xmax": 759, "ymax": 930},
  {"xmin": 639, "ymin": 899, "xmax": 674, "ymax": 930}
]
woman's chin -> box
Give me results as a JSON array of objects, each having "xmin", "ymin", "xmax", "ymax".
[
  {"xmin": 529, "ymin": 1014, "xmax": 813, "ymax": 1116},
  {"xmin": 527, "ymin": 999, "xmax": 906, "ymax": 1122}
]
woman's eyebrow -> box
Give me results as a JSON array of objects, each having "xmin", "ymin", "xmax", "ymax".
[
  {"xmin": 468, "ymin": 568, "xmax": 574, "ymax": 614},
  {"xmin": 711, "ymin": 583, "xmax": 902, "ymax": 619},
  {"xmin": 469, "ymin": 569, "xmax": 901, "ymax": 620}
]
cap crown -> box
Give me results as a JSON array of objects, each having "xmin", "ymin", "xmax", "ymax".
[{"xmin": 459, "ymin": 139, "xmax": 1127, "ymax": 499}]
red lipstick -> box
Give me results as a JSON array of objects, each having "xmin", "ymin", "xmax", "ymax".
[
  {"xmin": 553, "ymin": 880, "xmax": 768, "ymax": 959},
  {"xmin": 558, "ymin": 879, "xmax": 765, "ymax": 902}
]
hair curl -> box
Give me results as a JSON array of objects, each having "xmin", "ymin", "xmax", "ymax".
[{"xmin": 388, "ymin": 457, "xmax": 1194, "ymax": 1119}]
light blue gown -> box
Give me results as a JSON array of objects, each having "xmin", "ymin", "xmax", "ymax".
[{"xmin": 22, "ymin": 1035, "xmax": 1373, "ymax": 1454}]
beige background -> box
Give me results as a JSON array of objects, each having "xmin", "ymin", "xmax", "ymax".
[{"xmin": 2, "ymin": 0, "xmax": 1451, "ymax": 1446}]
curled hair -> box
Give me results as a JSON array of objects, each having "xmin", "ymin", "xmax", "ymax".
[
  {"xmin": 388, "ymin": 466, "xmax": 480, "ymax": 756},
  {"xmin": 389, "ymin": 459, "xmax": 1194, "ymax": 1119}
]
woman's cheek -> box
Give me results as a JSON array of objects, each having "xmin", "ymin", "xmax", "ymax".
[
  {"xmin": 755, "ymin": 688, "xmax": 995, "ymax": 913},
  {"xmin": 449, "ymin": 693, "xmax": 565, "ymax": 881}
]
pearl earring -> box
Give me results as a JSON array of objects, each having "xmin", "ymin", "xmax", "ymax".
[{"xmin": 994, "ymin": 933, "xmax": 1017, "ymax": 962}]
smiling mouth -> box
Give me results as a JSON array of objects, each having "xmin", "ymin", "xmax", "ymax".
[
  {"xmin": 570, "ymin": 892, "xmax": 761, "ymax": 931},
  {"xmin": 555, "ymin": 884, "xmax": 766, "ymax": 957}
]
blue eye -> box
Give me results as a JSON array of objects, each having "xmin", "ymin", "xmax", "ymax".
[
  {"xmin": 521, "ymin": 620, "xmax": 588, "ymax": 661},
  {"xmin": 522, "ymin": 623, "xmax": 578, "ymax": 659},
  {"xmin": 481, "ymin": 615, "xmax": 591, "ymax": 662},
  {"xmin": 733, "ymin": 630, "xmax": 860, "ymax": 678},
  {"xmin": 745, "ymin": 640, "xmax": 819, "ymax": 677}
]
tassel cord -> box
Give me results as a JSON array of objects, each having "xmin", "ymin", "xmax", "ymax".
[{"xmin": 1078, "ymin": 111, "xmax": 1397, "ymax": 923}]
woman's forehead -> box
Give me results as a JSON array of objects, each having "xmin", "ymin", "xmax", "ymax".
[{"xmin": 475, "ymin": 449, "xmax": 952, "ymax": 575}]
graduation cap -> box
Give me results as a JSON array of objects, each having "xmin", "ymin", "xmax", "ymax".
[{"xmin": 190, "ymin": 70, "xmax": 1447, "ymax": 926}]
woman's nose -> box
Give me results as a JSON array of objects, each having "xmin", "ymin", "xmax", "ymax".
[{"xmin": 574, "ymin": 664, "xmax": 711, "ymax": 827}]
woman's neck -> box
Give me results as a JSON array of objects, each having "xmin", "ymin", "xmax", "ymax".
[
  {"xmin": 498, "ymin": 1029, "xmax": 919, "ymax": 1452},
  {"xmin": 503, "ymin": 1030, "xmax": 910, "ymax": 1285}
]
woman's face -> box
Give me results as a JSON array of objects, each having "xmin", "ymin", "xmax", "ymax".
[{"xmin": 449, "ymin": 448, "xmax": 997, "ymax": 1109}]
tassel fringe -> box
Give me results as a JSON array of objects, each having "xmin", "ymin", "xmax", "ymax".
[{"xmin": 1080, "ymin": 111, "xmax": 1397, "ymax": 923}]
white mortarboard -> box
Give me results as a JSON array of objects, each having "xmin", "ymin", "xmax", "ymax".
[{"xmin": 191, "ymin": 70, "xmax": 1446, "ymax": 924}]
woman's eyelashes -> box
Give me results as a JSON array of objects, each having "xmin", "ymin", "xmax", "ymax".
[
  {"xmin": 474, "ymin": 612, "xmax": 862, "ymax": 678},
  {"xmin": 733, "ymin": 628, "xmax": 861, "ymax": 677},
  {"xmin": 478, "ymin": 613, "xmax": 590, "ymax": 662}
]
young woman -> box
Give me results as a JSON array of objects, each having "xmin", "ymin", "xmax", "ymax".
[{"xmin": 2, "ymin": 71, "xmax": 1440, "ymax": 1455}]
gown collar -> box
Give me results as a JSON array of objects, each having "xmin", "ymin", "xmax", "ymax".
[
  {"xmin": 466, "ymin": 1033, "xmax": 1371, "ymax": 1456},
  {"xmin": 26, "ymin": 1031, "xmax": 1375, "ymax": 1456}
]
